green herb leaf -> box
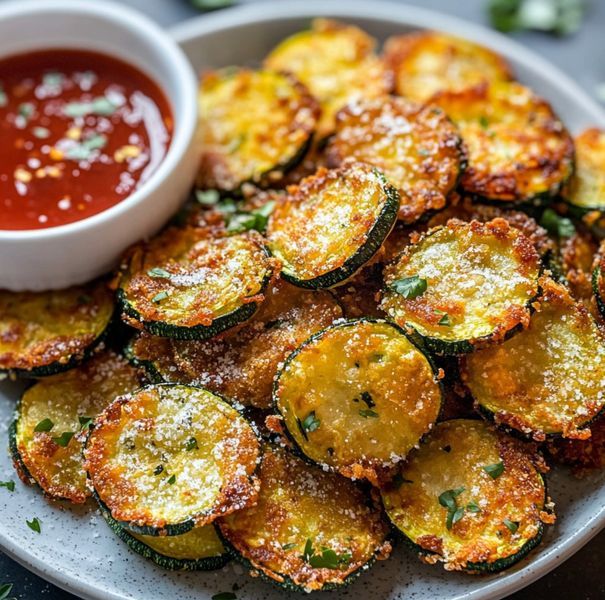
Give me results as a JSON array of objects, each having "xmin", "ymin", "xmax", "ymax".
[
  {"xmin": 437, "ymin": 312, "xmax": 451, "ymax": 326},
  {"xmin": 27, "ymin": 517, "xmax": 41, "ymax": 533},
  {"xmin": 63, "ymin": 96, "xmax": 117, "ymax": 118},
  {"xmin": 32, "ymin": 126, "xmax": 50, "ymax": 139},
  {"xmin": 211, "ymin": 593, "xmax": 237, "ymax": 600},
  {"xmin": 147, "ymin": 267, "xmax": 171, "ymax": 279},
  {"xmin": 167, "ymin": 474, "xmax": 176, "ymax": 485},
  {"xmin": 79, "ymin": 416, "xmax": 94, "ymax": 430},
  {"xmin": 360, "ymin": 391, "xmax": 375, "ymax": 408},
  {"xmin": 302, "ymin": 538, "xmax": 314, "ymax": 562},
  {"xmin": 52, "ymin": 431, "xmax": 75, "ymax": 447},
  {"xmin": 0, "ymin": 583, "xmax": 14, "ymax": 600},
  {"xmin": 540, "ymin": 208, "xmax": 575, "ymax": 238},
  {"xmin": 439, "ymin": 487, "xmax": 466, "ymax": 530},
  {"xmin": 0, "ymin": 481, "xmax": 15, "ymax": 492},
  {"xmin": 18, "ymin": 102, "xmax": 34, "ymax": 119},
  {"xmin": 359, "ymin": 408, "xmax": 379, "ymax": 419},
  {"xmin": 191, "ymin": 0, "xmax": 235, "ymax": 11},
  {"xmin": 195, "ymin": 189, "xmax": 221, "ymax": 206},
  {"xmin": 301, "ymin": 411, "xmax": 320, "ymax": 434},
  {"xmin": 185, "ymin": 437, "xmax": 198, "ymax": 451},
  {"xmin": 479, "ymin": 115, "xmax": 490, "ymax": 129},
  {"xmin": 466, "ymin": 501, "xmax": 481, "ymax": 513},
  {"xmin": 43, "ymin": 72, "xmax": 63, "ymax": 86},
  {"xmin": 281, "ymin": 542, "xmax": 297, "ymax": 551},
  {"xmin": 503, "ymin": 518, "xmax": 519, "ymax": 533},
  {"xmin": 390, "ymin": 275, "xmax": 427, "ymax": 299},
  {"xmin": 152, "ymin": 291, "xmax": 169, "ymax": 303},
  {"xmin": 65, "ymin": 133, "xmax": 108, "ymax": 161},
  {"xmin": 153, "ymin": 465, "xmax": 164, "ymax": 476},
  {"xmin": 226, "ymin": 201, "xmax": 276, "ymax": 234},
  {"xmin": 451, "ymin": 506, "xmax": 466, "ymax": 527},
  {"xmin": 483, "ymin": 461, "xmax": 505, "ymax": 479},
  {"xmin": 34, "ymin": 418, "xmax": 54, "ymax": 433},
  {"xmin": 392, "ymin": 472, "xmax": 413, "ymax": 489},
  {"xmin": 301, "ymin": 538, "xmax": 352, "ymax": 570}
]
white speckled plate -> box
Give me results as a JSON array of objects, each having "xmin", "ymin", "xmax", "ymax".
[{"xmin": 2, "ymin": 1, "xmax": 605, "ymax": 599}]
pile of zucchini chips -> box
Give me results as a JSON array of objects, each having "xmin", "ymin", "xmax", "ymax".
[{"xmin": 5, "ymin": 18, "xmax": 605, "ymax": 592}]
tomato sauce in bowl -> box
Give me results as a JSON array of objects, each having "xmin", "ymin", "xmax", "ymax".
[{"xmin": 0, "ymin": 49, "xmax": 173, "ymax": 230}]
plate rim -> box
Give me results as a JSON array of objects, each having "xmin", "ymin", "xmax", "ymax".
[{"xmin": 2, "ymin": 1, "xmax": 605, "ymax": 599}]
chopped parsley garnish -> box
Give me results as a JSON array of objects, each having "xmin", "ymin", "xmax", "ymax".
[
  {"xmin": 301, "ymin": 538, "xmax": 351, "ymax": 570},
  {"xmin": 211, "ymin": 593, "xmax": 237, "ymax": 600},
  {"xmin": 359, "ymin": 408, "xmax": 379, "ymax": 419},
  {"xmin": 0, "ymin": 481, "xmax": 15, "ymax": 492},
  {"xmin": 392, "ymin": 472, "xmax": 413, "ymax": 489},
  {"xmin": 147, "ymin": 267, "xmax": 171, "ymax": 279},
  {"xmin": 195, "ymin": 189, "xmax": 220, "ymax": 206},
  {"xmin": 185, "ymin": 437, "xmax": 199, "ymax": 451},
  {"xmin": 79, "ymin": 416, "xmax": 94, "ymax": 430},
  {"xmin": 32, "ymin": 126, "xmax": 50, "ymax": 139},
  {"xmin": 63, "ymin": 96, "xmax": 117, "ymax": 118},
  {"xmin": 297, "ymin": 411, "xmax": 320, "ymax": 440},
  {"xmin": 0, "ymin": 583, "xmax": 14, "ymax": 600},
  {"xmin": 153, "ymin": 465, "xmax": 164, "ymax": 476},
  {"xmin": 18, "ymin": 102, "xmax": 34, "ymax": 120},
  {"xmin": 26, "ymin": 517, "xmax": 41, "ymax": 533},
  {"xmin": 483, "ymin": 461, "xmax": 505, "ymax": 479},
  {"xmin": 52, "ymin": 431, "xmax": 75, "ymax": 447},
  {"xmin": 152, "ymin": 291, "xmax": 169, "ymax": 303},
  {"xmin": 34, "ymin": 418, "xmax": 54, "ymax": 433},
  {"xmin": 437, "ymin": 311, "xmax": 451, "ymax": 327},
  {"xmin": 281, "ymin": 542, "xmax": 297, "ymax": 551},
  {"xmin": 225, "ymin": 201, "xmax": 276, "ymax": 234},
  {"xmin": 478, "ymin": 115, "xmax": 490, "ymax": 129},
  {"xmin": 438, "ymin": 487, "xmax": 466, "ymax": 530},
  {"xmin": 466, "ymin": 501, "xmax": 481, "ymax": 513},
  {"xmin": 65, "ymin": 133, "xmax": 107, "ymax": 161},
  {"xmin": 540, "ymin": 208, "xmax": 575, "ymax": 239},
  {"xmin": 167, "ymin": 474, "xmax": 176, "ymax": 485},
  {"xmin": 43, "ymin": 72, "xmax": 63, "ymax": 86},
  {"xmin": 503, "ymin": 518, "xmax": 519, "ymax": 533},
  {"xmin": 360, "ymin": 391, "xmax": 375, "ymax": 408},
  {"xmin": 390, "ymin": 275, "xmax": 427, "ymax": 299}
]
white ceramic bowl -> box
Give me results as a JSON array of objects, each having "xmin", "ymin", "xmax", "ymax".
[
  {"xmin": 0, "ymin": 0, "xmax": 198, "ymax": 291},
  {"xmin": 1, "ymin": 2, "xmax": 604, "ymax": 600}
]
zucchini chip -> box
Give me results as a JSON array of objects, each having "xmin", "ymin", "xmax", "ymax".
[
  {"xmin": 103, "ymin": 511, "xmax": 229, "ymax": 571},
  {"xmin": 381, "ymin": 219, "xmax": 541, "ymax": 355},
  {"xmin": 434, "ymin": 82, "xmax": 574, "ymax": 204},
  {"xmin": 264, "ymin": 18, "xmax": 391, "ymax": 136},
  {"xmin": 594, "ymin": 247, "xmax": 605, "ymax": 319},
  {"xmin": 326, "ymin": 97, "xmax": 466, "ymax": 224},
  {"xmin": 218, "ymin": 444, "xmax": 391, "ymax": 592},
  {"xmin": 118, "ymin": 226, "xmax": 274, "ymax": 340},
  {"xmin": 198, "ymin": 69, "xmax": 319, "ymax": 192},
  {"xmin": 381, "ymin": 419, "xmax": 551, "ymax": 573},
  {"xmin": 461, "ymin": 278, "xmax": 605, "ymax": 440},
  {"xmin": 267, "ymin": 164, "xmax": 400, "ymax": 289},
  {"xmin": 564, "ymin": 128, "xmax": 605, "ymax": 216},
  {"xmin": 384, "ymin": 31, "xmax": 512, "ymax": 103},
  {"xmin": 0, "ymin": 280, "xmax": 114, "ymax": 378},
  {"xmin": 10, "ymin": 352, "xmax": 142, "ymax": 503},
  {"xmin": 85, "ymin": 384, "xmax": 260, "ymax": 536},
  {"xmin": 127, "ymin": 281, "xmax": 343, "ymax": 409},
  {"xmin": 274, "ymin": 319, "xmax": 442, "ymax": 484}
]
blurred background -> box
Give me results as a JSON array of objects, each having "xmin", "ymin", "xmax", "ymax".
[{"xmin": 0, "ymin": 0, "xmax": 603, "ymax": 598}]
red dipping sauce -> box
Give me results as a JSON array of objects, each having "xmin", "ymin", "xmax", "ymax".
[{"xmin": 0, "ymin": 49, "xmax": 173, "ymax": 230}]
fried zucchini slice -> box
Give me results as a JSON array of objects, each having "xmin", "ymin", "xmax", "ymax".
[
  {"xmin": 383, "ymin": 31, "xmax": 512, "ymax": 103},
  {"xmin": 594, "ymin": 246, "xmax": 605, "ymax": 319},
  {"xmin": 118, "ymin": 227, "xmax": 274, "ymax": 340},
  {"xmin": 103, "ymin": 511, "xmax": 229, "ymax": 571},
  {"xmin": 264, "ymin": 18, "xmax": 391, "ymax": 136},
  {"xmin": 267, "ymin": 164, "xmax": 399, "ymax": 289},
  {"xmin": 218, "ymin": 443, "xmax": 391, "ymax": 592},
  {"xmin": 10, "ymin": 352, "xmax": 141, "ymax": 503},
  {"xmin": 381, "ymin": 419, "xmax": 550, "ymax": 573},
  {"xmin": 197, "ymin": 69, "xmax": 319, "ymax": 192},
  {"xmin": 274, "ymin": 319, "xmax": 442, "ymax": 484},
  {"xmin": 462, "ymin": 278, "xmax": 605, "ymax": 440},
  {"xmin": 127, "ymin": 281, "xmax": 343, "ymax": 409},
  {"xmin": 433, "ymin": 82, "xmax": 574, "ymax": 204},
  {"xmin": 326, "ymin": 97, "xmax": 466, "ymax": 224},
  {"xmin": 381, "ymin": 219, "xmax": 540, "ymax": 355},
  {"xmin": 564, "ymin": 128, "xmax": 605, "ymax": 215},
  {"xmin": 84, "ymin": 383, "xmax": 260, "ymax": 536},
  {"xmin": 0, "ymin": 280, "xmax": 114, "ymax": 378}
]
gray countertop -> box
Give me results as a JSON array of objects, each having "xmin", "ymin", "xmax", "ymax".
[{"xmin": 1, "ymin": 0, "xmax": 604, "ymax": 598}]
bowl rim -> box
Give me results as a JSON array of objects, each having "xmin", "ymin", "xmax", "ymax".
[{"xmin": 0, "ymin": 0, "xmax": 198, "ymax": 241}]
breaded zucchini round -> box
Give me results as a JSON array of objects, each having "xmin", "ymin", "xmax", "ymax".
[
  {"xmin": 461, "ymin": 278, "xmax": 605, "ymax": 440},
  {"xmin": 0, "ymin": 280, "xmax": 114, "ymax": 378},
  {"xmin": 384, "ymin": 31, "xmax": 513, "ymax": 102},
  {"xmin": 85, "ymin": 383, "xmax": 261, "ymax": 536},
  {"xmin": 594, "ymin": 246, "xmax": 605, "ymax": 319},
  {"xmin": 273, "ymin": 319, "xmax": 443, "ymax": 484},
  {"xmin": 326, "ymin": 97, "xmax": 466, "ymax": 223},
  {"xmin": 264, "ymin": 18, "xmax": 391, "ymax": 136},
  {"xmin": 381, "ymin": 219, "xmax": 541, "ymax": 355},
  {"xmin": 10, "ymin": 352, "xmax": 142, "ymax": 503},
  {"xmin": 218, "ymin": 443, "xmax": 391, "ymax": 592},
  {"xmin": 434, "ymin": 82, "xmax": 574, "ymax": 204},
  {"xmin": 381, "ymin": 419, "xmax": 551, "ymax": 573},
  {"xmin": 127, "ymin": 281, "xmax": 343, "ymax": 409},
  {"xmin": 118, "ymin": 226, "xmax": 274, "ymax": 340},
  {"xmin": 197, "ymin": 68, "xmax": 319, "ymax": 192},
  {"xmin": 266, "ymin": 164, "xmax": 399, "ymax": 289}
]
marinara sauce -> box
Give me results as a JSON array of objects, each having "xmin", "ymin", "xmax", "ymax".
[{"xmin": 0, "ymin": 49, "xmax": 173, "ymax": 230}]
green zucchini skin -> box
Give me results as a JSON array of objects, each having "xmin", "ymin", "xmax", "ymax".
[
  {"xmin": 278, "ymin": 169, "xmax": 400, "ymax": 289},
  {"xmin": 593, "ymin": 266, "xmax": 605, "ymax": 319},
  {"xmin": 102, "ymin": 509, "xmax": 230, "ymax": 571},
  {"xmin": 123, "ymin": 337, "xmax": 164, "ymax": 384}
]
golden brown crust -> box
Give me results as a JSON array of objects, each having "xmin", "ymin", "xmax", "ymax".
[{"xmin": 326, "ymin": 97, "xmax": 466, "ymax": 223}]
